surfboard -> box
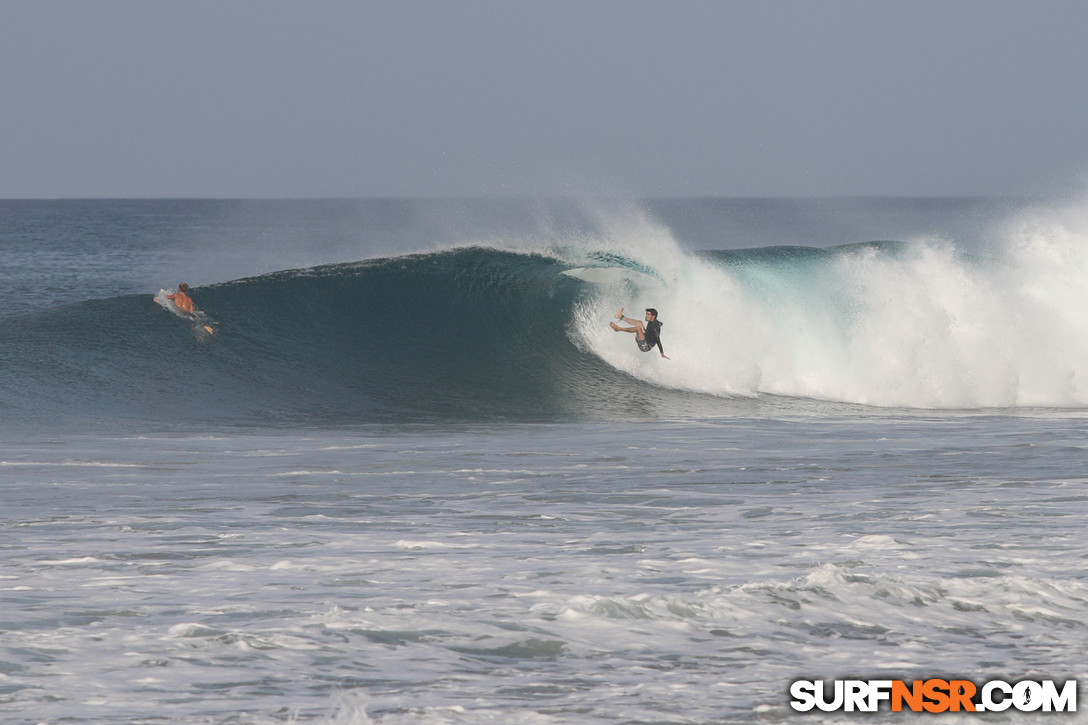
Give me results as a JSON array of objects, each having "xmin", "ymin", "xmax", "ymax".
[{"xmin": 560, "ymin": 267, "xmax": 638, "ymax": 284}]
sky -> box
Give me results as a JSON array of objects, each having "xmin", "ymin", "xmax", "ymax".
[{"xmin": 2, "ymin": 0, "xmax": 1088, "ymax": 199}]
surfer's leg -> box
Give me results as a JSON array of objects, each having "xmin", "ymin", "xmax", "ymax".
[{"xmin": 610, "ymin": 321, "xmax": 646, "ymax": 339}]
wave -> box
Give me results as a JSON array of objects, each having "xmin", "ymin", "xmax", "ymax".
[
  {"xmin": 5, "ymin": 213, "xmax": 1088, "ymax": 426},
  {"xmin": 576, "ymin": 226, "xmax": 1088, "ymax": 409}
]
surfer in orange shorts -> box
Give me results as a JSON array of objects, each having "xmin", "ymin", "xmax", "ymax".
[
  {"xmin": 162, "ymin": 283, "xmax": 214, "ymax": 335},
  {"xmin": 166, "ymin": 282, "xmax": 195, "ymax": 313}
]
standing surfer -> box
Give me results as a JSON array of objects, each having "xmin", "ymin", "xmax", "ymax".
[{"xmin": 610, "ymin": 307, "xmax": 668, "ymax": 359}]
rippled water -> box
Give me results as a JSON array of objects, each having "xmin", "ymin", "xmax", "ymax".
[{"xmin": 4, "ymin": 417, "xmax": 1087, "ymax": 723}]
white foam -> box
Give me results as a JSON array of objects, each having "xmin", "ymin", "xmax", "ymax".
[
  {"xmin": 200, "ymin": 560, "xmax": 258, "ymax": 571},
  {"xmin": 6, "ymin": 423, "xmax": 1088, "ymax": 723},
  {"xmin": 0, "ymin": 461, "xmax": 143, "ymax": 467},
  {"xmin": 38, "ymin": 556, "xmax": 100, "ymax": 565},
  {"xmin": 571, "ymin": 201, "xmax": 1088, "ymax": 408},
  {"xmin": 168, "ymin": 622, "xmax": 220, "ymax": 638},
  {"xmin": 272, "ymin": 470, "xmax": 344, "ymax": 476},
  {"xmin": 393, "ymin": 540, "xmax": 475, "ymax": 551}
]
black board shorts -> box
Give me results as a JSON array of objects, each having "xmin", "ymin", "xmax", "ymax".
[{"xmin": 637, "ymin": 338, "xmax": 652, "ymax": 352}]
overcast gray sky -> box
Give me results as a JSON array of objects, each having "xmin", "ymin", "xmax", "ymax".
[{"xmin": 2, "ymin": 1, "xmax": 1087, "ymax": 198}]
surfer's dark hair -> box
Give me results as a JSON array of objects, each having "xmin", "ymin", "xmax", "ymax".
[
  {"xmin": 178, "ymin": 283, "xmax": 189, "ymax": 292},
  {"xmin": 645, "ymin": 308, "xmax": 658, "ymax": 318}
]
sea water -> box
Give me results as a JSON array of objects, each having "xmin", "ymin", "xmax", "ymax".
[{"xmin": 1, "ymin": 198, "xmax": 1087, "ymax": 724}]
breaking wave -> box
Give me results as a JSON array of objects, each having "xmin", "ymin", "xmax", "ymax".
[{"xmin": 5, "ymin": 207, "xmax": 1088, "ymax": 425}]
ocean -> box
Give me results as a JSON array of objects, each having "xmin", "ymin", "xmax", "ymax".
[{"xmin": 2, "ymin": 198, "xmax": 1086, "ymax": 723}]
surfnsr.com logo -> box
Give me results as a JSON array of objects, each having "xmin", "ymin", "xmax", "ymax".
[{"xmin": 790, "ymin": 679, "xmax": 1077, "ymax": 713}]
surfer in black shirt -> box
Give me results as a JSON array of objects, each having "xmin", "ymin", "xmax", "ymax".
[{"xmin": 610, "ymin": 307, "xmax": 669, "ymax": 359}]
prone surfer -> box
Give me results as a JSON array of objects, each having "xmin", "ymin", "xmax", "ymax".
[
  {"xmin": 161, "ymin": 282, "xmax": 214, "ymax": 335},
  {"xmin": 610, "ymin": 307, "xmax": 668, "ymax": 359},
  {"xmin": 165, "ymin": 282, "xmax": 195, "ymax": 313}
]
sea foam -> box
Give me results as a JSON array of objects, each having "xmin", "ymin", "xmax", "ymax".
[{"xmin": 574, "ymin": 201, "xmax": 1088, "ymax": 408}]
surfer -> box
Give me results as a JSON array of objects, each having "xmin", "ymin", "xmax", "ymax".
[
  {"xmin": 165, "ymin": 282, "xmax": 195, "ymax": 313},
  {"xmin": 610, "ymin": 307, "xmax": 668, "ymax": 359},
  {"xmin": 161, "ymin": 283, "xmax": 214, "ymax": 335}
]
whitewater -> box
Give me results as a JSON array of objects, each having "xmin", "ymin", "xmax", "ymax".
[
  {"xmin": 567, "ymin": 205, "xmax": 1088, "ymax": 410},
  {"xmin": 1, "ymin": 198, "xmax": 1086, "ymax": 723}
]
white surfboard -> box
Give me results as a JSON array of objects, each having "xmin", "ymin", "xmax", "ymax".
[{"xmin": 561, "ymin": 267, "xmax": 638, "ymax": 284}]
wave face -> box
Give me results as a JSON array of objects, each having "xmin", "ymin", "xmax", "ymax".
[
  {"xmin": 6, "ymin": 213, "xmax": 1088, "ymax": 426},
  {"xmin": 1, "ymin": 249, "xmax": 634, "ymax": 424}
]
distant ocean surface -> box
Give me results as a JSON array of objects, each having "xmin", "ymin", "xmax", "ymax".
[{"xmin": 2, "ymin": 198, "xmax": 1087, "ymax": 723}]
